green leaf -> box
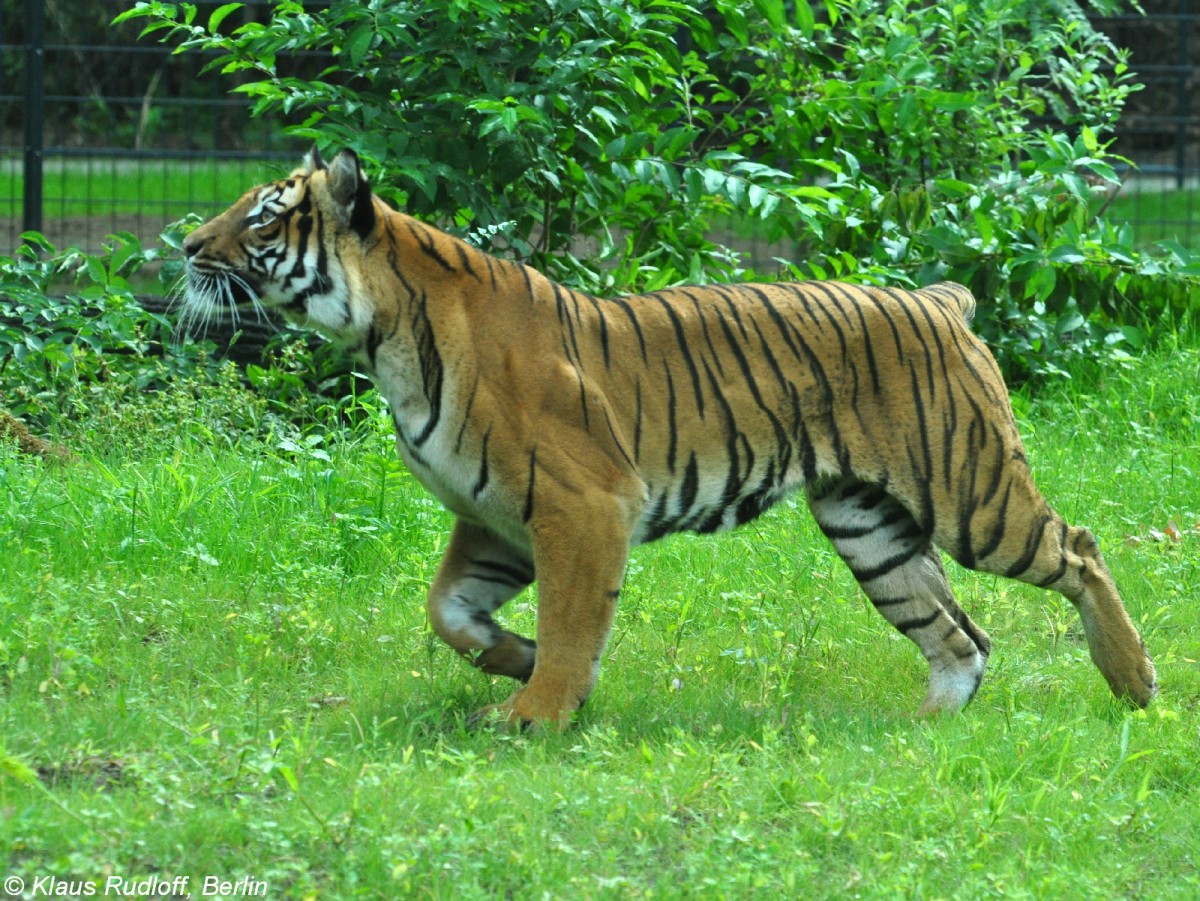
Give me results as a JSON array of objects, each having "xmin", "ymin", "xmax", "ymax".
[
  {"xmin": 794, "ymin": 0, "xmax": 814, "ymax": 36},
  {"xmin": 1056, "ymin": 311, "xmax": 1085, "ymax": 334},
  {"xmin": 751, "ymin": 0, "xmax": 786, "ymax": 30},
  {"xmin": 1048, "ymin": 244, "xmax": 1086, "ymax": 264},
  {"xmin": 208, "ymin": 2, "xmax": 243, "ymax": 33},
  {"xmin": 346, "ymin": 24, "xmax": 375, "ymax": 67},
  {"xmin": 276, "ymin": 765, "xmax": 300, "ymax": 792},
  {"xmin": 934, "ymin": 178, "xmax": 974, "ymax": 199},
  {"xmin": 84, "ymin": 256, "xmax": 108, "ymax": 287},
  {"xmin": 1026, "ymin": 266, "xmax": 1057, "ymax": 303},
  {"xmin": 0, "ymin": 744, "xmax": 39, "ymax": 786}
]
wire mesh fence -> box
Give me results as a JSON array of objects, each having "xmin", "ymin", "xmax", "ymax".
[
  {"xmin": 1, "ymin": 0, "xmax": 307, "ymax": 255},
  {"xmin": 3, "ymin": 0, "xmax": 1199, "ymax": 259}
]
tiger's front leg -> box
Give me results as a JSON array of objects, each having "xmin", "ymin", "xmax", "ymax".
[
  {"xmin": 426, "ymin": 519, "xmax": 537, "ymax": 681},
  {"xmin": 476, "ymin": 488, "xmax": 638, "ymax": 730}
]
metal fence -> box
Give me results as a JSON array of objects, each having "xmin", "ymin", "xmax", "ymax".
[
  {"xmin": 1090, "ymin": 3, "xmax": 1200, "ymax": 247},
  {"xmin": 1, "ymin": 0, "xmax": 305, "ymax": 255},
  {"xmin": 3, "ymin": 0, "xmax": 1200, "ymax": 257}
]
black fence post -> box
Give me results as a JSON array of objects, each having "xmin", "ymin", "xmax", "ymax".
[
  {"xmin": 1176, "ymin": 0, "xmax": 1191, "ymax": 189},
  {"xmin": 23, "ymin": 0, "xmax": 46, "ymax": 239}
]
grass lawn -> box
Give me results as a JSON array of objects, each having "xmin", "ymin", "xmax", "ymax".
[
  {"xmin": 1, "ymin": 339, "xmax": 1198, "ymax": 898},
  {"xmin": 0, "ymin": 156, "xmax": 290, "ymax": 222},
  {"xmin": 1099, "ymin": 181, "xmax": 1200, "ymax": 250}
]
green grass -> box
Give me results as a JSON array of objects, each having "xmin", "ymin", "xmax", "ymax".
[
  {"xmin": 1, "ymin": 342, "xmax": 1198, "ymax": 899},
  {"xmin": 0, "ymin": 156, "xmax": 288, "ymax": 221},
  {"xmin": 1099, "ymin": 183, "xmax": 1200, "ymax": 250}
]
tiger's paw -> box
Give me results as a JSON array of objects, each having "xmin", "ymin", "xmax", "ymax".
[
  {"xmin": 467, "ymin": 687, "xmax": 576, "ymax": 732},
  {"xmin": 1104, "ymin": 649, "xmax": 1157, "ymax": 709}
]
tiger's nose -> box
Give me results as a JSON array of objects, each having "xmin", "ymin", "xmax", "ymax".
[{"xmin": 182, "ymin": 230, "xmax": 205, "ymax": 258}]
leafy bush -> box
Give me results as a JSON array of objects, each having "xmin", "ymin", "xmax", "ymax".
[
  {"xmin": 0, "ymin": 231, "xmax": 213, "ymax": 426},
  {"xmin": 117, "ymin": 0, "xmax": 1199, "ymax": 379},
  {"xmin": 0, "ymin": 229, "xmax": 368, "ymax": 434}
]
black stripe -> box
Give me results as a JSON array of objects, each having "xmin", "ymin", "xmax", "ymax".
[
  {"xmin": 454, "ymin": 242, "xmax": 480, "ymax": 280},
  {"xmin": 522, "ymin": 449, "xmax": 537, "ymax": 523},
  {"xmin": 817, "ymin": 520, "xmax": 879, "ymax": 540},
  {"xmin": 664, "ymin": 362, "xmax": 678, "ymax": 474},
  {"xmin": 955, "ymin": 471, "xmax": 979, "ymax": 571},
  {"xmin": 796, "ymin": 405, "xmax": 817, "ymax": 482},
  {"xmin": 857, "ymin": 486, "xmax": 888, "ymax": 510},
  {"xmin": 453, "ymin": 374, "xmax": 480, "ymax": 454},
  {"xmin": 761, "ymin": 289, "xmax": 842, "ymax": 466},
  {"xmin": 642, "ymin": 492, "xmax": 673, "ymax": 542},
  {"xmin": 633, "ymin": 379, "xmax": 643, "ymax": 464},
  {"xmin": 654, "ymin": 296, "xmax": 705, "ymax": 418},
  {"xmin": 473, "ymin": 429, "xmax": 491, "ymax": 498},
  {"xmin": 385, "ymin": 231, "xmax": 419, "ymax": 298},
  {"xmin": 609, "ymin": 297, "xmax": 648, "ymax": 363},
  {"xmin": 1004, "ymin": 514, "xmax": 1053, "ymax": 579},
  {"xmin": 885, "ymin": 286, "xmax": 940, "ymax": 409},
  {"xmin": 804, "ymin": 282, "xmax": 851, "ymax": 364},
  {"xmin": 482, "ymin": 254, "xmax": 498, "ymax": 289},
  {"xmin": 734, "ymin": 459, "xmax": 778, "ymax": 526},
  {"xmin": 715, "ymin": 286, "xmax": 751, "ymax": 340},
  {"xmin": 679, "ymin": 452, "xmax": 700, "ymax": 517},
  {"xmin": 896, "ymin": 610, "xmax": 942, "ymax": 635},
  {"xmin": 694, "ymin": 356, "xmax": 747, "ymax": 532},
  {"xmin": 696, "ymin": 304, "xmax": 728, "ymax": 381},
  {"xmin": 411, "ymin": 291, "xmax": 444, "ymax": 448},
  {"xmin": 974, "ymin": 479, "xmax": 1013, "ymax": 564},
  {"xmin": 287, "ymin": 207, "xmax": 314, "ymax": 286},
  {"xmin": 406, "ymin": 221, "xmax": 454, "ymax": 271},
  {"xmin": 602, "ymin": 405, "xmax": 635, "ymax": 470},
  {"xmin": 746, "ymin": 310, "xmax": 795, "ymax": 414},
  {"xmin": 849, "ymin": 543, "xmax": 924, "ymax": 583},
  {"xmin": 472, "ymin": 557, "xmax": 534, "ymax": 587},
  {"xmin": 587, "ymin": 294, "xmax": 612, "ymax": 368},
  {"xmin": 906, "ymin": 363, "xmax": 935, "ymax": 532},
  {"xmin": 829, "ymin": 283, "xmax": 881, "ymax": 393},
  {"xmin": 518, "ymin": 263, "xmax": 536, "ymax": 304},
  {"xmin": 860, "ymin": 288, "xmax": 907, "ymax": 362},
  {"xmin": 365, "ymin": 323, "xmax": 381, "ymax": 368},
  {"xmin": 1035, "ymin": 521, "xmax": 1071, "ymax": 587}
]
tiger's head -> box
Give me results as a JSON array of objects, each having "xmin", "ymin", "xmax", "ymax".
[{"xmin": 180, "ymin": 147, "xmax": 377, "ymax": 337}]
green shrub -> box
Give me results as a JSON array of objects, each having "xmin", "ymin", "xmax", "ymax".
[
  {"xmin": 111, "ymin": 0, "xmax": 1198, "ymax": 380},
  {"xmin": 0, "ymin": 231, "xmax": 216, "ymax": 426},
  {"xmin": 0, "ymin": 226, "xmax": 371, "ymax": 432}
]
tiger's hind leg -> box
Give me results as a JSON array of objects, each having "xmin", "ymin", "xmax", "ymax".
[
  {"xmin": 957, "ymin": 479, "xmax": 1156, "ymax": 708},
  {"xmin": 807, "ymin": 479, "xmax": 991, "ymax": 715},
  {"xmin": 426, "ymin": 519, "xmax": 537, "ymax": 682}
]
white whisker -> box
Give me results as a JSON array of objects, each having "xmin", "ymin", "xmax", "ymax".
[{"xmin": 176, "ymin": 265, "xmax": 266, "ymax": 342}]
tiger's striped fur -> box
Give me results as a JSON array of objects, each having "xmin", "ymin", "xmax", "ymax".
[{"xmin": 182, "ymin": 148, "xmax": 1156, "ymax": 727}]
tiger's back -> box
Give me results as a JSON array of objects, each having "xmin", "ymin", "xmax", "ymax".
[{"xmin": 181, "ymin": 147, "xmax": 1156, "ymax": 728}]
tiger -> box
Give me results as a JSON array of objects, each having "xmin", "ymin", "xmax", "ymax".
[{"xmin": 181, "ymin": 147, "xmax": 1156, "ymax": 728}]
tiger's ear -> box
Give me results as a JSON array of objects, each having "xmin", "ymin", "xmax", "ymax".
[
  {"xmin": 303, "ymin": 145, "xmax": 328, "ymax": 174},
  {"xmin": 328, "ymin": 149, "xmax": 376, "ymax": 239}
]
